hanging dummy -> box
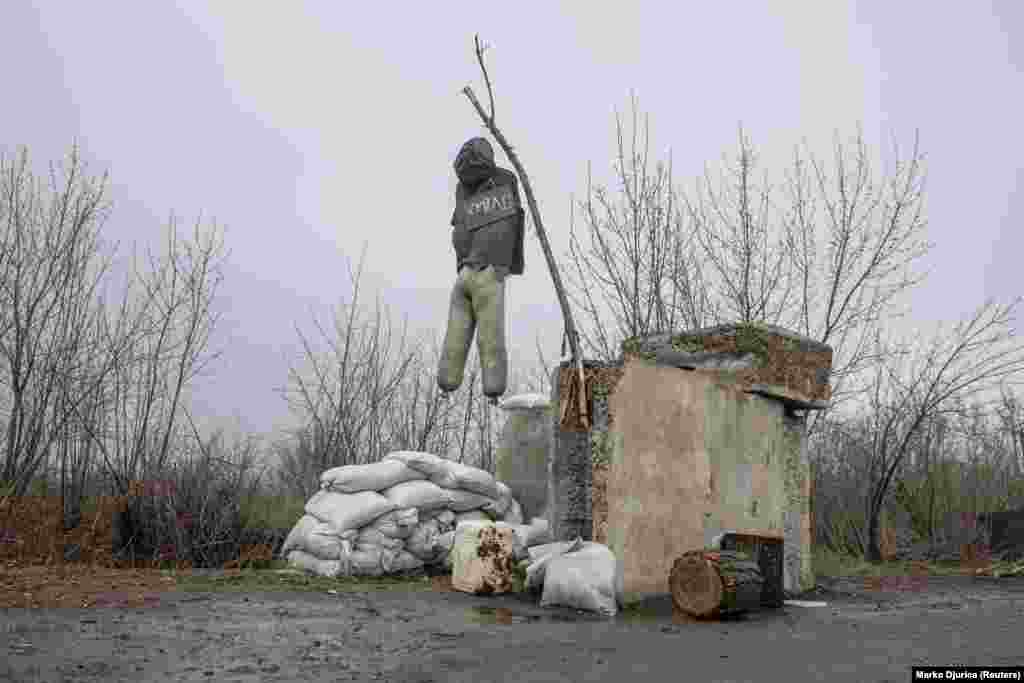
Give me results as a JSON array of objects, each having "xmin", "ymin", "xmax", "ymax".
[{"xmin": 437, "ymin": 136, "xmax": 524, "ymax": 404}]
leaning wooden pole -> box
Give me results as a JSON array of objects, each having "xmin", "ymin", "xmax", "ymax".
[{"xmin": 461, "ymin": 37, "xmax": 589, "ymax": 428}]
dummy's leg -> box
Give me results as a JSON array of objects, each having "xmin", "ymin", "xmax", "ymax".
[
  {"xmin": 438, "ymin": 269, "xmax": 476, "ymax": 394},
  {"xmin": 472, "ymin": 266, "xmax": 507, "ymax": 401}
]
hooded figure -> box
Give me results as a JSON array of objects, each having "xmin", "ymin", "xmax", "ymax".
[{"xmin": 438, "ymin": 137, "xmax": 525, "ymax": 400}]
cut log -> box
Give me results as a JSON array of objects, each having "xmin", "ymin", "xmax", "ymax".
[{"xmin": 669, "ymin": 550, "xmax": 765, "ymax": 619}]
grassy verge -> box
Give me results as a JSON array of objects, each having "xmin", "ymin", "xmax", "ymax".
[
  {"xmin": 169, "ymin": 561, "xmax": 434, "ymax": 593},
  {"xmin": 813, "ymin": 547, "xmax": 974, "ymax": 579}
]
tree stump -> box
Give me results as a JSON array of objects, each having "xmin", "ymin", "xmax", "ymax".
[{"xmin": 669, "ymin": 550, "xmax": 765, "ymax": 619}]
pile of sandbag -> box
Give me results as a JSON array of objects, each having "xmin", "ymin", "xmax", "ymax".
[{"xmin": 281, "ymin": 451, "xmax": 535, "ymax": 578}]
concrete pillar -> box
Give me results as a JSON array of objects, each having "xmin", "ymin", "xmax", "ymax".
[{"xmin": 495, "ymin": 393, "xmax": 553, "ymax": 522}]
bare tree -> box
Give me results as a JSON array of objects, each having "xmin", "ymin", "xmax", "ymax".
[
  {"xmin": 996, "ymin": 383, "xmax": 1024, "ymax": 480},
  {"xmin": 857, "ymin": 299, "xmax": 1024, "ymax": 561},
  {"xmin": 280, "ymin": 246, "xmax": 417, "ymax": 471},
  {"xmin": 0, "ymin": 145, "xmax": 137, "ymax": 498},
  {"xmin": 685, "ymin": 126, "xmax": 793, "ymax": 327},
  {"xmin": 780, "ymin": 128, "xmax": 931, "ymax": 418},
  {"xmin": 565, "ymin": 94, "xmax": 714, "ymax": 361},
  {"xmin": 70, "ymin": 215, "xmax": 227, "ymax": 499}
]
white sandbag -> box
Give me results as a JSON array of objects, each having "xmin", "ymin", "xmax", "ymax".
[
  {"xmin": 522, "ymin": 517, "xmax": 553, "ymax": 547},
  {"xmin": 500, "ymin": 393, "xmax": 550, "ymax": 409},
  {"xmin": 539, "ymin": 542, "xmax": 618, "ymax": 616},
  {"xmin": 501, "ymin": 498, "xmax": 524, "ymax": 525},
  {"xmin": 340, "ymin": 543, "xmax": 423, "ymax": 577},
  {"xmin": 320, "ymin": 459, "xmax": 425, "ymax": 493},
  {"xmin": 418, "ymin": 508, "xmax": 456, "ymax": 525},
  {"xmin": 280, "ymin": 514, "xmax": 356, "ymax": 560},
  {"xmin": 451, "ymin": 521, "xmax": 517, "ymax": 594},
  {"xmin": 381, "ymin": 480, "xmax": 452, "ymax": 510},
  {"xmin": 305, "ymin": 490, "xmax": 397, "ymax": 535},
  {"xmin": 356, "ymin": 527, "xmax": 406, "ymax": 551},
  {"xmin": 344, "ymin": 546, "xmax": 386, "ymax": 577},
  {"xmin": 504, "ymin": 518, "xmax": 553, "ymax": 552},
  {"xmin": 407, "ymin": 518, "xmax": 443, "ymax": 561},
  {"xmin": 384, "ymin": 451, "xmax": 455, "ymax": 481},
  {"xmin": 434, "ymin": 509, "xmax": 456, "ymax": 531},
  {"xmin": 442, "ymin": 462, "xmax": 501, "ymax": 499},
  {"xmin": 447, "ymin": 488, "xmax": 496, "ymax": 513},
  {"xmin": 436, "ymin": 530, "xmax": 455, "ymax": 554},
  {"xmin": 287, "ymin": 549, "xmax": 342, "ymax": 578},
  {"xmin": 434, "ymin": 530, "xmax": 456, "ymax": 570},
  {"xmin": 525, "ymin": 537, "xmax": 584, "ymax": 591},
  {"xmin": 455, "ymin": 509, "xmax": 490, "ymax": 525},
  {"xmin": 368, "ymin": 508, "xmax": 419, "ymax": 539},
  {"xmin": 482, "ymin": 481, "xmax": 513, "ymax": 518},
  {"xmin": 382, "ymin": 549, "xmax": 424, "ymax": 574},
  {"xmin": 528, "ymin": 539, "xmax": 584, "ymax": 562},
  {"xmin": 281, "ymin": 514, "xmax": 319, "ymax": 556}
]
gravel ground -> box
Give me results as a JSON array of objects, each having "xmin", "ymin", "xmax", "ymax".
[{"xmin": 2, "ymin": 572, "xmax": 1023, "ymax": 682}]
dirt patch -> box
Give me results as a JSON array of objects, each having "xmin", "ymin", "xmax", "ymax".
[{"xmin": 0, "ymin": 563, "xmax": 181, "ymax": 609}]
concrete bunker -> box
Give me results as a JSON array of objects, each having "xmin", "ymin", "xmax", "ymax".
[{"xmin": 527, "ymin": 323, "xmax": 833, "ymax": 606}]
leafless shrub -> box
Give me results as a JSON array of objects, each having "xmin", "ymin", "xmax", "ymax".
[{"xmin": 565, "ymin": 94, "xmax": 714, "ymax": 362}]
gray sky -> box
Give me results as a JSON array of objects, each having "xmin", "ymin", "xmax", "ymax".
[{"xmin": 3, "ymin": 2, "xmax": 1021, "ymax": 443}]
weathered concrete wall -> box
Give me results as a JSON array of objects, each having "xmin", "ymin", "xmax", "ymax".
[
  {"xmin": 547, "ymin": 327, "xmax": 826, "ymax": 605},
  {"xmin": 781, "ymin": 412, "xmax": 814, "ymax": 593},
  {"xmin": 605, "ymin": 359, "xmax": 809, "ymax": 604},
  {"xmin": 495, "ymin": 395, "xmax": 553, "ymax": 522}
]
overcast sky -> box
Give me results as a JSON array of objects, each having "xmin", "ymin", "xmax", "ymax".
[{"xmin": 2, "ymin": 2, "xmax": 1021, "ymax": 446}]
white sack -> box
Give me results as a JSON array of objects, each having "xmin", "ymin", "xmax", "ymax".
[
  {"xmin": 356, "ymin": 527, "xmax": 406, "ymax": 551},
  {"xmin": 381, "ymin": 480, "xmax": 452, "ymax": 510},
  {"xmin": 442, "ymin": 462, "xmax": 501, "ymax": 499},
  {"xmin": 539, "ymin": 542, "xmax": 619, "ymax": 616},
  {"xmin": 368, "ymin": 508, "xmax": 419, "ymax": 539},
  {"xmin": 434, "ymin": 509, "xmax": 456, "ymax": 530},
  {"xmin": 525, "ymin": 537, "xmax": 585, "ymax": 591},
  {"xmin": 500, "ymin": 393, "xmax": 550, "ymax": 409},
  {"xmin": 320, "ymin": 460, "xmax": 425, "ymax": 493},
  {"xmin": 384, "ymin": 451, "xmax": 454, "ymax": 482},
  {"xmin": 501, "ymin": 498, "xmax": 524, "ymax": 525},
  {"xmin": 505, "ymin": 518, "xmax": 552, "ymax": 551},
  {"xmin": 344, "ymin": 546, "xmax": 386, "ymax": 577},
  {"xmin": 382, "ymin": 549, "xmax": 425, "ymax": 574},
  {"xmin": 455, "ymin": 510, "xmax": 490, "ymax": 525},
  {"xmin": 447, "ymin": 489, "xmax": 496, "ymax": 513},
  {"xmin": 418, "ymin": 508, "xmax": 457, "ymax": 525},
  {"xmin": 436, "ymin": 530, "xmax": 456, "ymax": 555},
  {"xmin": 280, "ymin": 514, "xmax": 356, "ymax": 560},
  {"xmin": 287, "ymin": 549, "xmax": 342, "ymax": 578},
  {"xmin": 407, "ymin": 518, "xmax": 444, "ymax": 562},
  {"xmin": 482, "ymin": 481, "xmax": 512, "ymax": 518},
  {"xmin": 305, "ymin": 490, "xmax": 397, "ymax": 535}
]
